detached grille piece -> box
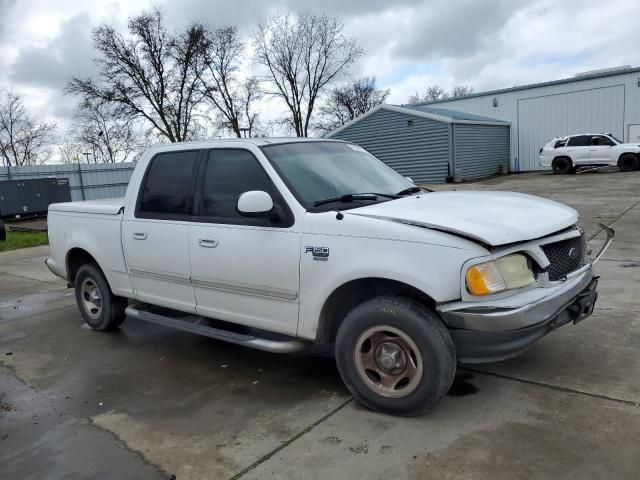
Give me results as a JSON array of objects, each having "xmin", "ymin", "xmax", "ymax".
[{"xmin": 541, "ymin": 234, "xmax": 585, "ymax": 281}]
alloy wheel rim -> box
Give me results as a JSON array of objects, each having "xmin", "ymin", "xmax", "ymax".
[
  {"xmin": 81, "ymin": 277, "xmax": 102, "ymax": 319},
  {"xmin": 354, "ymin": 326, "xmax": 423, "ymax": 398}
]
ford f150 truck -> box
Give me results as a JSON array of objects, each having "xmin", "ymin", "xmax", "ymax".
[{"xmin": 45, "ymin": 139, "xmax": 614, "ymax": 415}]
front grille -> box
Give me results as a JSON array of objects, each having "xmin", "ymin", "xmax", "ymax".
[{"xmin": 541, "ymin": 234, "xmax": 586, "ymax": 281}]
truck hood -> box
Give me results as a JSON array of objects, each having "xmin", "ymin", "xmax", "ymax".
[{"xmin": 347, "ymin": 191, "xmax": 578, "ymax": 246}]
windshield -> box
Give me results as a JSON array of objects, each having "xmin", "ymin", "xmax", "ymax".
[
  {"xmin": 261, "ymin": 142, "xmax": 413, "ymax": 209},
  {"xmin": 608, "ymin": 134, "xmax": 622, "ymax": 143}
]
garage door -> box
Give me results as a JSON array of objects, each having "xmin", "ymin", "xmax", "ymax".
[{"xmin": 517, "ymin": 85, "xmax": 625, "ymax": 171}]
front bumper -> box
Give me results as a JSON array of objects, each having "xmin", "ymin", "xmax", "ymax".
[
  {"xmin": 445, "ymin": 276, "xmax": 598, "ymax": 363},
  {"xmin": 437, "ymin": 223, "xmax": 613, "ymax": 364}
]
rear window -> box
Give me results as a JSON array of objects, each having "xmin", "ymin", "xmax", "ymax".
[
  {"xmin": 554, "ymin": 139, "xmax": 567, "ymax": 148},
  {"xmin": 138, "ymin": 150, "xmax": 199, "ymax": 218}
]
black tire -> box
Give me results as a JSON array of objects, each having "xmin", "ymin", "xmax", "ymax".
[
  {"xmin": 74, "ymin": 263, "xmax": 127, "ymax": 331},
  {"xmin": 552, "ymin": 157, "xmax": 572, "ymax": 174},
  {"xmin": 335, "ymin": 296, "xmax": 456, "ymax": 416},
  {"xmin": 618, "ymin": 153, "xmax": 639, "ymax": 172}
]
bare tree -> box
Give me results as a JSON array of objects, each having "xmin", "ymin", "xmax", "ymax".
[
  {"xmin": 58, "ymin": 142, "xmax": 83, "ymax": 164},
  {"xmin": 71, "ymin": 99, "xmax": 145, "ymax": 163},
  {"xmin": 408, "ymin": 84, "xmax": 449, "ymax": 104},
  {"xmin": 408, "ymin": 84, "xmax": 473, "ymax": 104},
  {"xmin": 253, "ymin": 13, "xmax": 363, "ymax": 137},
  {"xmin": 315, "ymin": 77, "xmax": 389, "ymax": 134},
  {"xmin": 451, "ymin": 85, "xmax": 474, "ymax": 97},
  {"xmin": 67, "ymin": 9, "xmax": 208, "ymax": 143},
  {"xmin": 0, "ymin": 90, "xmax": 56, "ymax": 166},
  {"xmin": 199, "ymin": 26, "xmax": 262, "ymax": 138}
]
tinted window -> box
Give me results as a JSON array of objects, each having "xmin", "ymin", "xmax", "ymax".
[
  {"xmin": 139, "ymin": 151, "xmax": 198, "ymax": 217},
  {"xmin": 554, "ymin": 139, "xmax": 567, "ymax": 148},
  {"xmin": 591, "ymin": 135, "xmax": 614, "ymax": 146},
  {"xmin": 202, "ymin": 149, "xmax": 280, "ymax": 223},
  {"xmin": 567, "ymin": 136, "xmax": 590, "ymax": 147}
]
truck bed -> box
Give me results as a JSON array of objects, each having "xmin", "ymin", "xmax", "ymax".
[{"xmin": 48, "ymin": 198, "xmax": 125, "ymax": 215}]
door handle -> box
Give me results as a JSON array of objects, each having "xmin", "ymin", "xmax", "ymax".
[
  {"xmin": 133, "ymin": 232, "xmax": 147, "ymax": 240},
  {"xmin": 198, "ymin": 236, "xmax": 219, "ymax": 248}
]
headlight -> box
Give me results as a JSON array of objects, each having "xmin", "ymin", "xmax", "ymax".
[{"xmin": 466, "ymin": 254, "xmax": 535, "ymax": 296}]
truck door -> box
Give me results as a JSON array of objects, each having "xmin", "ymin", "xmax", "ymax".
[
  {"xmin": 589, "ymin": 135, "xmax": 616, "ymax": 164},
  {"xmin": 188, "ymin": 148, "xmax": 301, "ymax": 335},
  {"xmin": 565, "ymin": 135, "xmax": 590, "ymax": 165},
  {"xmin": 122, "ymin": 150, "xmax": 199, "ymax": 313}
]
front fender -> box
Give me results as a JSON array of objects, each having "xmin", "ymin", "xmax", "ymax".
[{"xmin": 297, "ymin": 234, "xmax": 484, "ymax": 340}]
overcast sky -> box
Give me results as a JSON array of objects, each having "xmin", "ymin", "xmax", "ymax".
[{"xmin": 1, "ymin": 0, "xmax": 639, "ymax": 136}]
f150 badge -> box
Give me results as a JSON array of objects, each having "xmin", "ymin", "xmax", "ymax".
[{"xmin": 305, "ymin": 246, "xmax": 330, "ymax": 261}]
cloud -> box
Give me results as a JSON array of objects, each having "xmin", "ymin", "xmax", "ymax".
[
  {"xmin": 1, "ymin": 0, "xmax": 640, "ymax": 135},
  {"xmin": 8, "ymin": 12, "xmax": 95, "ymax": 90},
  {"xmin": 159, "ymin": 0, "xmax": 421, "ymax": 32}
]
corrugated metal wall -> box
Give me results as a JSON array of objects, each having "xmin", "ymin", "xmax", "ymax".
[
  {"xmin": 517, "ymin": 86, "xmax": 625, "ymax": 170},
  {"xmin": 0, "ymin": 163, "xmax": 135, "ymax": 202},
  {"xmin": 331, "ymin": 109, "xmax": 450, "ymax": 183},
  {"xmin": 453, "ymin": 124, "xmax": 510, "ymax": 180},
  {"xmin": 421, "ymin": 70, "xmax": 640, "ymax": 171}
]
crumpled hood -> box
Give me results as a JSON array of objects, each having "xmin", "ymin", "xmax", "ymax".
[{"xmin": 347, "ymin": 191, "xmax": 578, "ymax": 246}]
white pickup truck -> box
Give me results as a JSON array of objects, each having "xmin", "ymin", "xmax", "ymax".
[{"xmin": 45, "ymin": 139, "xmax": 614, "ymax": 415}]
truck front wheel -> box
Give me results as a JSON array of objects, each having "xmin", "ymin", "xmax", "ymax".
[
  {"xmin": 75, "ymin": 263, "xmax": 127, "ymax": 331},
  {"xmin": 618, "ymin": 153, "xmax": 639, "ymax": 172},
  {"xmin": 335, "ymin": 296, "xmax": 456, "ymax": 416}
]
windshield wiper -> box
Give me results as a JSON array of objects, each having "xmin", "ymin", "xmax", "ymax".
[
  {"xmin": 396, "ymin": 186, "xmax": 429, "ymax": 196},
  {"xmin": 313, "ymin": 192, "xmax": 398, "ymax": 207}
]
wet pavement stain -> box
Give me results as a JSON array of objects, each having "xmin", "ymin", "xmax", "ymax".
[
  {"xmin": 447, "ymin": 371, "xmax": 480, "ymax": 397},
  {"xmin": 0, "ymin": 291, "xmax": 73, "ymax": 322}
]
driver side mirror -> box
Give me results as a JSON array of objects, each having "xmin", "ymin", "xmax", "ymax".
[{"xmin": 237, "ymin": 190, "xmax": 274, "ymax": 217}]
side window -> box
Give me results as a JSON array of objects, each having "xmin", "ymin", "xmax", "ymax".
[
  {"xmin": 554, "ymin": 139, "xmax": 567, "ymax": 148},
  {"xmin": 138, "ymin": 150, "xmax": 199, "ymax": 218},
  {"xmin": 200, "ymin": 149, "xmax": 291, "ymax": 226},
  {"xmin": 592, "ymin": 135, "xmax": 613, "ymax": 146},
  {"xmin": 567, "ymin": 136, "xmax": 590, "ymax": 147}
]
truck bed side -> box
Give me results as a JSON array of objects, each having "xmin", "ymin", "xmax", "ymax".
[{"xmin": 47, "ymin": 199, "xmax": 133, "ymax": 298}]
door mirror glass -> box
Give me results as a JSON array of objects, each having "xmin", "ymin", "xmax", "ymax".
[{"xmin": 237, "ymin": 191, "xmax": 274, "ymax": 216}]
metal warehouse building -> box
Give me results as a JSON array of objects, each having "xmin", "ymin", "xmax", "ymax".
[
  {"xmin": 409, "ymin": 65, "xmax": 640, "ymax": 172},
  {"xmin": 328, "ymin": 104, "xmax": 510, "ymax": 183}
]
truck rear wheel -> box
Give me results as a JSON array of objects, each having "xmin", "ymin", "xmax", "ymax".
[
  {"xmin": 618, "ymin": 153, "xmax": 639, "ymax": 172},
  {"xmin": 75, "ymin": 263, "xmax": 127, "ymax": 331},
  {"xmin": 552, "ymin": 157, "xmax": 572, "ymax": 174},
  {"xmin": 335, "ymin": 296, "xmax": 455, "ymax": 416}
]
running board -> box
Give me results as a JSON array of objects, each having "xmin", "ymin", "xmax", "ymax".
[{"xmin": 125, "ymin": 305, "xmax": 306, "ymax": 354}]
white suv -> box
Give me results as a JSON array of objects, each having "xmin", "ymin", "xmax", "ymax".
[{"xmin": 539, "ymin": 133, "xmax": 640, "ymax": 174}]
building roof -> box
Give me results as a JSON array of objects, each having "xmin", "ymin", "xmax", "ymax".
[
  {"xmin": 327, "ymin": 104, "xmax": 509, "ymax": 138},
  {"xmin": 403, "ymin": 105, "xmax": 509, "ymax": 123},
  {"xmin": 408, "ymin": 66, "xmax": 640, "ymax": 105}
]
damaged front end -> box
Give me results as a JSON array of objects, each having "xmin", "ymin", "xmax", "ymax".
[{"xmin": 437, "ymin": 224, "xmax": 615, "ymax": 364}]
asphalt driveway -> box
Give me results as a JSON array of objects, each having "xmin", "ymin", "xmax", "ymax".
[{"xmin": 1, "ymin": 169, "xmax": 639, "ymax": 480}]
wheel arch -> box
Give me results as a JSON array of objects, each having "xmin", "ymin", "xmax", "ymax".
[
  {"xmin": 617, "ymin": 151, "xmax": 640, "ymax": 162},
  {"xmin": 552, "ymin": 155, "xmax": 573, "ymax": 165},
  {"xmin": 315, "ymin": 277, "xmax": 437, "ymax": 345},
  {"xmin": 66, "ymin": 247, "xmax": 103, "ymax": 283}
]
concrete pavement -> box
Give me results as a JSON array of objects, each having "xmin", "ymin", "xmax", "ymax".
[{"xmin": 1, "ymin": 170, "xmax": 639, "ymax": 479}]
